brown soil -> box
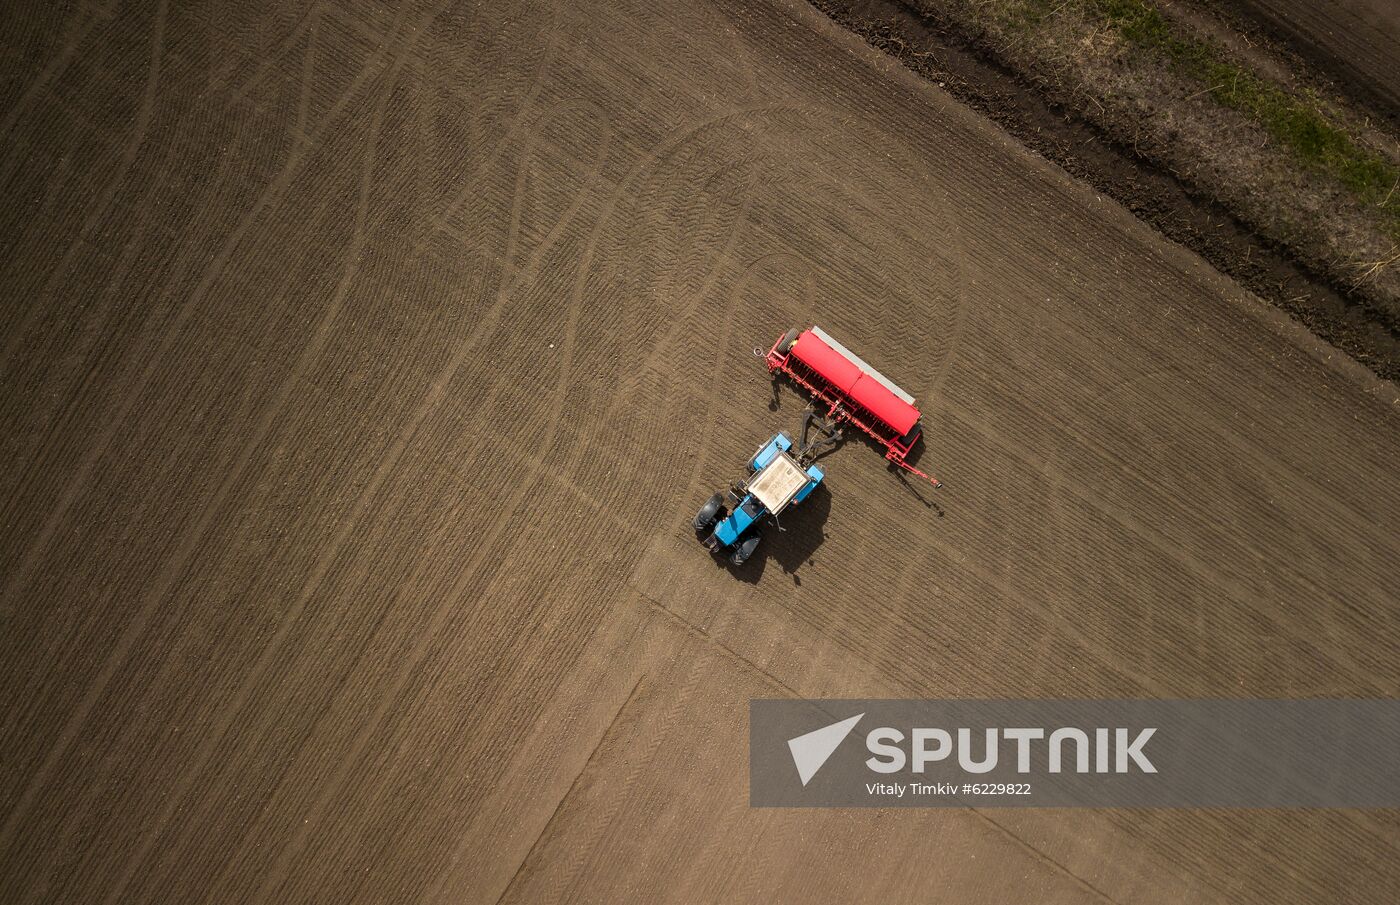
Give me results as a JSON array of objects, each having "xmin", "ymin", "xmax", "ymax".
[
  {"xmin": 1, "ymin": 1, "xmax": 1398, "ymax": 904},
  {"xmin": 813, "ymin": 0, "xmax": 1400, "ymax": 380}
]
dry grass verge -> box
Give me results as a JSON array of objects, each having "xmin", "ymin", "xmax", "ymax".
[{"xmin": 841, "ymin": 0, "xmax": 1400, "ymax": 352}]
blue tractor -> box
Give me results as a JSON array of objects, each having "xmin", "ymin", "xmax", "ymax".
[{"xmin": 694, "ymin": 410, "xmax": 839, "ymax": 566}]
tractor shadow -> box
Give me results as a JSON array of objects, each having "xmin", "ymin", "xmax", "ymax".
[
  {"xmin": 889, "ymin": 433, "xmax": 944, "ymax": 516},
  {"xmin": 825, "ymin": 421, "xmax": 944, "ymax": 514},
  {"xmin": 727, "ymin": 484, "xmax": 831, "ymax": 586}
]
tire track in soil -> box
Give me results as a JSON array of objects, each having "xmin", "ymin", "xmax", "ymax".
[
  {"xmin": 0, "ymin": 87, "xmax": 284, "ymax": 761},
  {"xmin": 1030, "ymin": 268, "xmax": 1396, "ymax": 548},
  {"xmin": 1027, "ymin": 375, "xmax": 1398, "ymax": 690},
  {"xmin": 427, "ymin": 98, "xmax": 781, "ymax": 905},
  {"xmin": 0, "ymin": 1, "xmax": 414, "ymax": 689},
  {"xmin": 0, "ymin": 0, "xmax": 171, "ymax": 542},
  {"xmin": 0, "ymin": 0, "xmax": 426, "ymax": 867},
  {"xmin": 0, "ymin": 2, "xmax": 107, "ymax": 193},
  {"xmin": 245, "ymin": 198, "xmax": 595, "ymax": 905},
  {"xmin": 576, "ymin": 136, "xmax": 757, "ymax": 509},
  {"xmin": 564, "ymin": 102, "xmax": 950, "ymax": 541},
  {"xmin": 676, "ymin": 108, "xmax": 965, "ymax": 629},
  {"xmin": 1030, "ymin": 365, "xmax": 1400, "ymax": 869},
  {"xmin": 218, "ymin": 2, "xmax": 335, "ymax": 112},
  {"xmin": 144, "ymin": 96, "xmax": 614, "ymax": 905},
  {"xmin": 971, "ymin": 811, "xmax": 1123, "ymax": 905},
  {"xmin": 233, "ymin": 105, "xmax": 777, "ymax": 903},
  {"xmin": 412, "ymin": 22, "xmax": 562, "ymax": 260},
  {"xmin": 234, "ymin": 104, "xmax": 802, "ymax": 904},
  {"xmin": 7, "ymin": 0, "xmax": 1400, "ymax": 901},
  {"xmin": 544, "ymin": 107, "xmax": 793, "ymax": 508},
  {"xmin": 961, "ymin": 400, "xmax": 1396, "ymax": 697},
  {"xmin": 2, "ymin": 113, "xmax": 322, "ymax": 756},
  {"xmin": 208, "ymin": 153, "xmax": 606, "ymax": 905},
  {"xmin": 74, "ymin": 19, "xmax": 596, "ymax": 905},
  {"xmin": 763, "ymin": 105, "xmax": 968, "ymax": 408},
  {"xmin": 0, "ymin": 0, "xmax": 166, "ymax": 375},
  {"xmin": 0, "ymin": 119, "xmax": 249, "ymax": 769},
  {"xmin": 39, "ymin": 41, "xmax": 426, "ymax": 905},
  {"xmin": 0, "ymin": 2, "xmax": 409, "ymax": 618},
  {"xmin": 1019, "ymin": 364, "xmax": 1400, "ymax": 890},
  {"xmin": 757, "ymin": 425, "xmax": 1159, "ymax": 697},
  {"xmin": 412, "ymin": 587, "xmax": 658, "ymax": 905}
]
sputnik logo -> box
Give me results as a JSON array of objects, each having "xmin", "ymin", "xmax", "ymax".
[{"xmin": 787, "ymin": 713, "xmax": 864, "ymax": 786}]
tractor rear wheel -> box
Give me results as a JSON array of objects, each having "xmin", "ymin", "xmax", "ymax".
[{"xmin": 694, "ymin": 492, "xmax": 725, "ymax": 535}]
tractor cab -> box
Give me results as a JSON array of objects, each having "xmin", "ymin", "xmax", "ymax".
[{"xmin": 695, "ymin": 431, "xmax": 825, "ymax": 566}]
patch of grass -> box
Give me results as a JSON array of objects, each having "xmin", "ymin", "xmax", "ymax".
[
  {"xmin": 1094, "ymin": 0, "xmax": 1172, "ymax": 46},
  {"xmin": 979, "ymin": 0, "xmax": 1400, "ymax": 236},
  {"xmin": 1082, "ymin": 0, "xmax": 1400, "ymax": 235}
]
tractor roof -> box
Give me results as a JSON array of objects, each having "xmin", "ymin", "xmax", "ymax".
[{"xmin": 747, "ymin": 451, "xmax": 810, "ymax": 515}]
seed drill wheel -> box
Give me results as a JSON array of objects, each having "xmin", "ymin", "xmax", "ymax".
[{"xmin": 778, "ymin": 327, "xmax": 800, "ymax": 354}]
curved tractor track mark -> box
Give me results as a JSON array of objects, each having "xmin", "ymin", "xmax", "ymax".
[
  {"xmin": 292, "ymin": 5, "xmax": 322, "ymax": 150},
  {"xmin": 36, "ymin": 54, "xmax": 413, "ymax": 905},
  {"xmin": 746, "ymin": 106, "xmax": 968, "ymax": 408},
  {"xmin": 566, "ymin": 143, "xmax": 758, "ymax": 487},
  {"xmin": 1080, "ymin": 378, "xmax": 1388, "ymax": 692},
  {"xmin": 221, "ymin": 2, "xmax": 326, "ymax": 107},
  {"xmin": 682, "ymin": 248, "xmax": 786, "ymax": 504},
  {"xmin": 687, "ymin": 252, "xmax": 810, "ymax": 628},
  {"xmin": 0, "ymin": 119, "xmax": 193, "ymax": 597},
  {"xmin": 101, "ymin": 86, "xmax": 614, "ymax": 905},
  {"xmin": 81, "ymin": 21, "xmax": 509, "ymax": 905},
  {"xmin": 557, "ymin": 105, "xmax": 824, "ymax": 471},
  {"xmin": 406, "ymin": 42, "xmax": 561, "ymax": 259},
  {"xmin": 245, "ymin": 141, "xmax": 611, "ymax": 905},
  {"xmin": 0, "ymin": 0, "xmax": 430, "ymax": 865},
  {"xmin": 0, "ymin": 1, "xmax": 417, "ymax": 620},
  {"xmin": 1039, "ymin": 367, "xmax": 1396, "ymax": 695},
  {"xmin": 412, "ymin": 23, "xmax": 562, "ymax": 260},
  {"xmin": 0, "ymin": 0, "xmax": 167, "ymax": 372},
  {"xmin": 0, "ymin": 3, "xmax": 107, "ymax": 191},
  {"xmin": 236, "ymin": 107, "xmax": 786, "ymax": 905},
  {"xmin": 0, "ymin": 0, "xmax": 169, "ymax": 508}
]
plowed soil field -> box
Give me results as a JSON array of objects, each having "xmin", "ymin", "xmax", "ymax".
[{"xmin": 2, "ymin": 1, "xmax": 1397, "ymax": 903}]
